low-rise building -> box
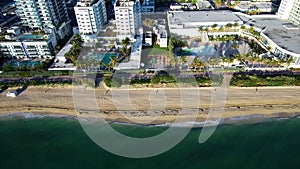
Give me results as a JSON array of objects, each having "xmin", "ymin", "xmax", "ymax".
[
  {"xmin": 114, "ymin": 28, "xmax": 143, "ymax": 70},
  {"xmin": 145, "ymin": 31, "xmax": 152, "ymax": 45},
  {"xmin": 168, "ymin": 10, "xmax": 243, "ymax": 37},
  {"xmin": 157, "ymin": 30, "xmax": 168, "ymax": 48},
  {"xmin": 0, "ymin": 29, "xmax": 57, "ymax": 59},
  {"xmin": 258, "ymin": 18, "xmax": 300, "ymax": 67},
  {"xmin": 153, "ymin": 19, "xmax": 168, "ymax": 47}
]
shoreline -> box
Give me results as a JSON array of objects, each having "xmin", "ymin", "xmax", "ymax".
[
  {"xmin": 1, "ymin": 85, "xmax": 300, "ymax": 125},
  {"xmin": 0, "ymin": 111, "xmax": 299, "ymax": 128}
]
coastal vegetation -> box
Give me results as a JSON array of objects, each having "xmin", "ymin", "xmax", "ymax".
[
  {"xmin": 0, "ymin": 77, "xmax": 72, "ymax": 88},
  {"xmin": 103, "ymin": 71, "xmax": 222, "ymax": 88},
  {"xmin": 64, "ymin": 34, "xmax": 83, "ymax": 65},
  {"xmin": 168, "ymin": 36, "xmax": 188, "ymax": 52},
  {"xmin": 231, "ymin": 71, "xmax": 300, "ymax": 87}
]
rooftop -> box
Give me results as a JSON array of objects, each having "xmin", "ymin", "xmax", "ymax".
[
  {"xmin": 168, "ymin": 11, "xmax": 243, "ymax": 25},
  {"xmin": 75, "ymin": 0, "xmax": 99, "ymax": 7},
  {"xmin": 49, "ymin": 44, "xmax": 76, "ymax": 71},
  {"xmin": 97, "ymin": 22, "xmax": 117, "ymax": 37},
  {"xmin": 115, "ymin": 0, "xmax": 135, "ymax": 7},
  {"xmin": 256, "ymin": 18, "xmax": 300, "ymax": 54},
  {"xmin": 114, "ymin": 29, "xmax": 143, "ymax": 70}
]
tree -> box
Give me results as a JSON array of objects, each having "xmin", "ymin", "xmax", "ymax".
[
  {"xmin": 3, "ymin": 63, "xmax": 12, "ymax": 72},
  {"xmin": 287, "ymin": 57, "xmax": 294, "ymax": 68},
  {"xmin": 225, "ymin": 23, "xmax": 232, "ymax": 30},
  {"xmin": 165, "ymin": 51, "xmax": 177, "ymax": 68},
  {"xmin": 240, "ymin": 25, "xmax": 246, "ymax": 31},
  {"xmin": 168, "ymin": 36, "xmax": 187, "ymax": 52},
  {"xmin": 231, "ymin": 44, "xmax": 238, "ymax": 50},
  {"xmin": 142, "ymin": 18, "xmax": 154, "ymax": 29},
  {"xmin": 249, "ymin": 27, "xmax": 255, "ymax": 33},
  {"xmin": 190, "ymin": 58, "xmax": 204, "ymax": 71},
  {"xmin": 198, "ymin": 26, "xmax": 204, "ymax": 32},
  {"xmin": 121, "ymin": 37, "xmax": 130, "ymax": 47},
  {"xmin": 213, "ymin": 0, "xmax": 222, "ymax": 9},
  {"xmin": 0, "ymin": 50, "xmax": 4, "ymax": 66},
  {"xmin": 211, "ymin": 24, "xmax": 218, "ymax": 31},
  {"xmin": 179, "ymin": 56, "xmax": 187, "ymax": 63},
  {"xmin": 109, "ymin": 56, "xmax": 118, "ymax": 70},
  {"xmin": 233, "ymin": 23, "xmax": 239, "ymax": 30},
  {"xmin": 218, "ymin": 26, "xmax": 224, "ymax": 32}
]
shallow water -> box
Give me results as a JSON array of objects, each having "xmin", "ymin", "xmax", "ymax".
[{"xmin": 1, "ymin": 114, "xmax": 300, "ymax": 169}]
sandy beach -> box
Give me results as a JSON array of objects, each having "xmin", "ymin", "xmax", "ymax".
[{"xmin": 1, "ymin": 83, "xmax": 300, "ymax": 124}]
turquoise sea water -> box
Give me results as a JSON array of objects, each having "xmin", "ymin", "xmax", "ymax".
[{"xmin": 1, "ymin": 115, "xmax": 300, "ymax": 169}]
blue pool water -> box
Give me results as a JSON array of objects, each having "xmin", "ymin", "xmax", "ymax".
[
  {"xmin": 10, "ymin": 60, "xmax": 40, "ymax": 68},
  {"xmin": 179, "ymin": 46, "xmax": 216, "ymax": 56},
  {"xmin": 20, "ymin": 34, "xmax": 43, "ymax": 40},
  {"xmin": 88, "ymin": 53, "xmax": 118, "ymax": 64}
]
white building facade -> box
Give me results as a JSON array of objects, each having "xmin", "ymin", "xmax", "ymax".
[
  {"xmin": 74, "ymin": 0, "xmax": 107, "ymax": 35},
  {"xmin": 0, "ymin": 31, "xmax": 57, "ymax": 59},
  {"xmin": 15, "ymin": 0, "xmax": 70, "ymax": 29},
  {"xmin": 114, "ymin": 0, "xmax": 141, "ymax": 38},
  {"xmin": 14, "ymin": 0, "xmax": 72, "ymax": 39},
  {"xmin": 278, "ymin": 0, "xmax": 300, "ymax": 25}
]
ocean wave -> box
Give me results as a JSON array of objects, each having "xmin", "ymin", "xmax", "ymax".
[
  {"xmin": 155, "ymin": 120, "xmax": 220, "ymax": 128},
  {"xmin": 0, "ymin": 112, "xmax": 73, "ymax": 120}
]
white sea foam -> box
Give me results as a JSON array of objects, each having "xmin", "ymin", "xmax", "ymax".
[{"xmin": 0, "ymin": 112, "xmax": 72, "ymax": 119}]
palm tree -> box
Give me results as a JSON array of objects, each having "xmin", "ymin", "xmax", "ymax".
[
  {"xmin": 233, "ymin": 23, "xmax": 239, "ymax": 31},
  {"xmin": 142, "ymin": 18, "xmax": 154, "ymax": 29},
  {"xmin": 218, "ymin": 26, "xmax": 224, "ymax": 32},
  {"xmin": 240, "ymin": 25, "xmax": 246, "ymax": 32},
  {"xmin": 249, "ymin": 27, "xmax": 255, "ymax": 33},
  {"xmin": 109, "ymin": 56, "xmax": 118, "ymax": 70},
  {"xmin": 121, "ymin": 37, "xmax": 130, "ymax": 47},
  {"xmin": 211, "ymin": 24, "xmax": 218, "ymax": 32},
  {"xmin": 231, "ymin": 44, "xmax": 238, "ymax": 50},
  {"xmin": 213, "ymin": 0, "xmax": 222, "ymax": 9},
  {"xmin": 278, "ymin": 58, "xmax": 286, "ymax": 68},
  {"xmin": 179, "ymin": 56, "xmax": 186, "ymax": 63},
  {"xmin": 191, "ymin": 58, "xmax": 204, "ymax": 71},
  {"xmin": 221, "ymin": 56, "xmax": 227, "ymax": 67},
  {"xmin": 198, "ymin": 26, "xmax": 204, "ymax": 32},
  {"xmin": 266, "ymin": 46, "xmax": 272, "ymax": 52},
  {"xmin": 286, "ymin": 57, "xmax": 294, "ymax": 69},
  {"xmin": 165, "ymin": 51, "xmax": 177, "ymax": 68},
  {"xmin": 99, "ymin": 60, "xmax": 104, "ymax": 70},
  {"xmin": 236, "ymin": 53, "xmax": 243, "ymax": 63},
  {"xmin": 225, "ymin": 23, "xmax": 232, "ymax": 31}
]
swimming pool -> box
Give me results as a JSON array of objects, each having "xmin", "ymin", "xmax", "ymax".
[
  {"xmin": 178, "ymin": 46, "xmax": 216, "ymax": 57},
  {"xmin": 10, "ymin": 60, "xmax": 40, "ymax": 68},
  {"xmin": 88, "ymin": 53, "xmax": 118, "ymax": 65},
  {"xmin": 20, "ymin": 34, "xmax": 43, "ymax": 40}
]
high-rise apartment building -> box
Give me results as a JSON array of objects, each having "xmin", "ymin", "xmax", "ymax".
[
  {"xmin": 15, "ymin": 0, "xmax": 69, "ymax": 29},
  {"xmin": 114, "ymin": 0, "xmax": 141, "ymax": 37},
  {"xmin": 74, "ymin": 0, "xmax": 107, "ymax": 35},
  {"xmin": 289, "ymin": 0, "xmax": 300, "ymax": 25},
  {"xmin": 278, "ymin": 0, "xmax": 300, "ymax": 25}
]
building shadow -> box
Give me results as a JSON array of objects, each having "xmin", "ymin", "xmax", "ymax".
[
  {"xmin": 0, "ymin": 85, "xmax": 8, "ymax": 94},
  {"xmin": 15, "ymin": 85, "xmax": 28, "ymax": 96}
]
